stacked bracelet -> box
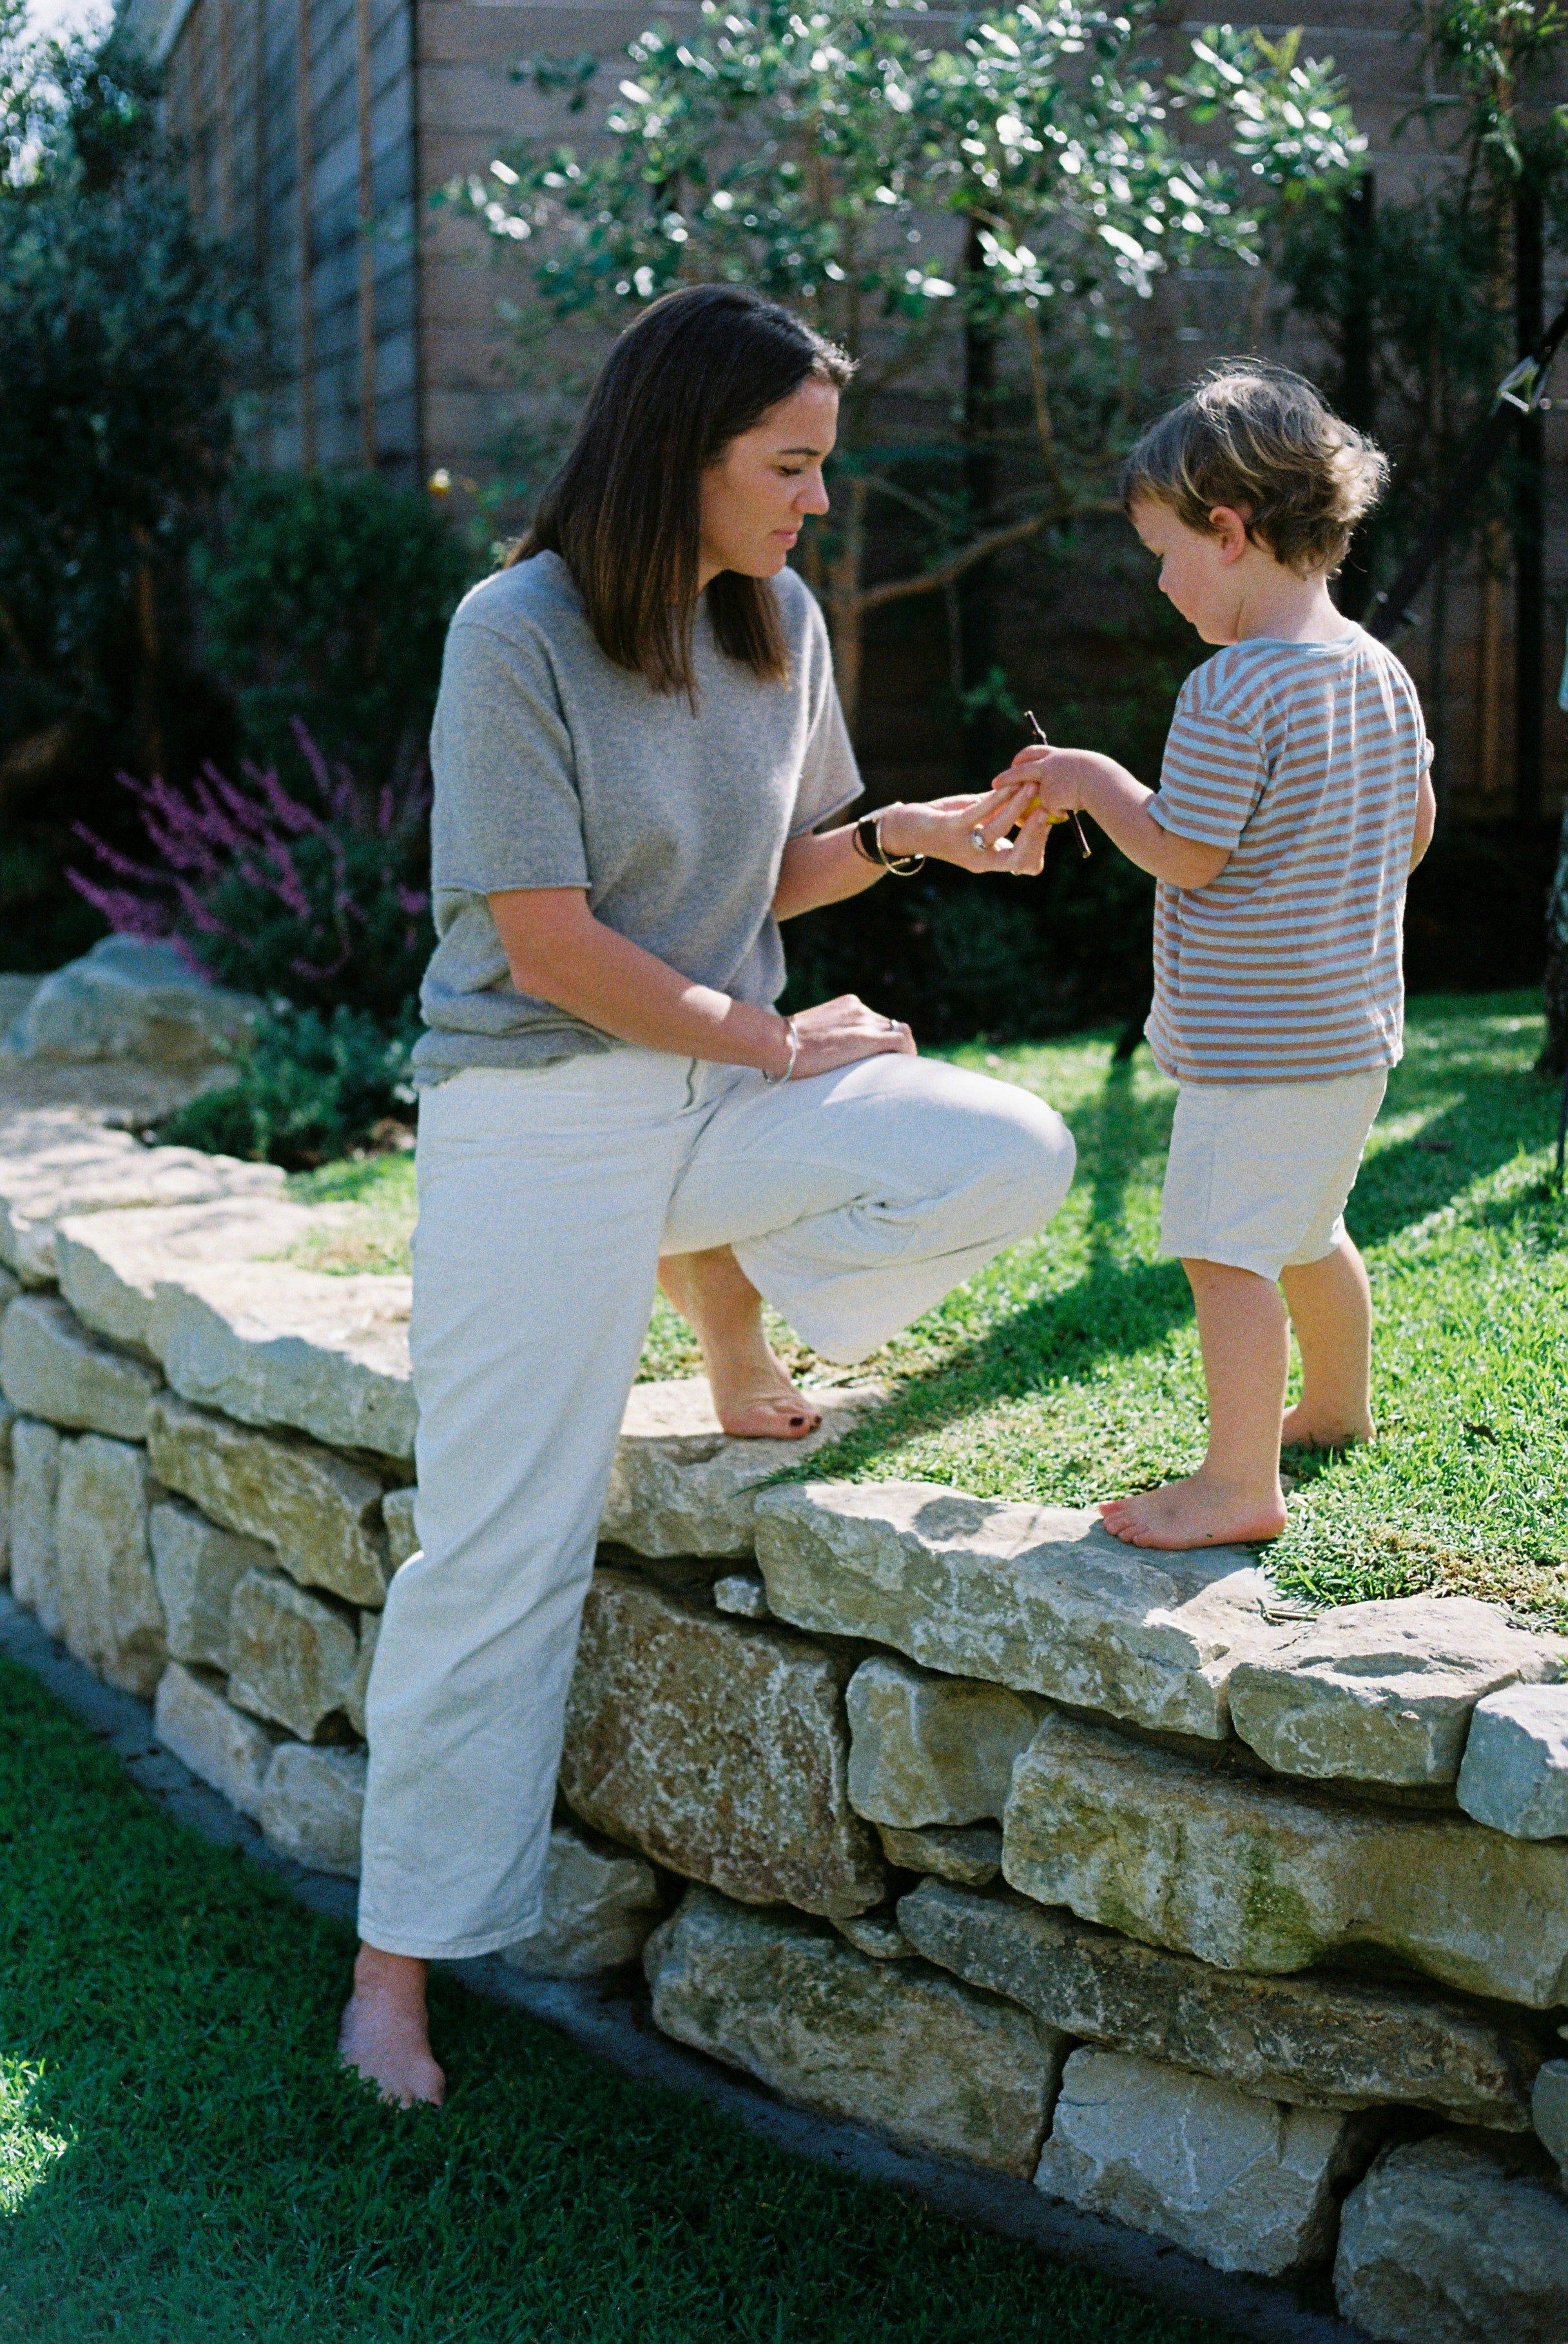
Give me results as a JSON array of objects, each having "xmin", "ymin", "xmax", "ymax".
[
  {"xmin": 851, "ymin": 810, "xmax": 925, "ymax": 877},
  {"xmin": 762, "ymin": 1015, "xmax": 800, "ymax": 1086}
]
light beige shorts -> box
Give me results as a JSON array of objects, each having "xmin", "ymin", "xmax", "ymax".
[{"xmin": 1159, "ymin": 1069, "xmax": 1388, "ymax": 1282}]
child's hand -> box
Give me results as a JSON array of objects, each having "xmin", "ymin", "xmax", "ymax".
[{"xmin": 994, "ymin": 743, "xmax": 1093, "ymax": 817}]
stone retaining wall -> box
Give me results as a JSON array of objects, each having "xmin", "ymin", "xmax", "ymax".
[{"xmin": 3, "ymin": 1118, "xmax": 1567, "ymax": 2340}]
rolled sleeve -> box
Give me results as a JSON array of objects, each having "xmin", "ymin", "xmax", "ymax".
[{"xmin": 429, "ymin": 617, "xmax": 590, "ymax": 895}]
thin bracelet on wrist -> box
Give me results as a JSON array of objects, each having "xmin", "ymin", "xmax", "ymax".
[
  {"xmin": 852, "ymin": 809, "xmax": 925, "ymax": 877},
  {"xmin": 761, "ymin": 1014, "xmax": 800, "ymax": 1086}
]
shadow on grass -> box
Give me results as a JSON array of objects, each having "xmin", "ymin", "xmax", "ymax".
[
  {"xmin": 1350, "ymin": 1066, "xmax": 1560, "ymax": 1250},
  {"xmin": 809, "ymin": 1001, "xmax": 1557, "ymax": 1478},
  {"xmin": 816, "ymin": 1252, "xmax": 1195, "ymax": 1474}
]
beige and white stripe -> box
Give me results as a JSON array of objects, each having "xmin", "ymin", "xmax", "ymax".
[{"xmin": 1145, "ymin": 629, "xmax": 1429, "ymax": 1085}]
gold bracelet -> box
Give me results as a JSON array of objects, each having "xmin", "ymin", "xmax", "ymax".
[{"xmin": 855, "ymin": 811, "xmax": 925, "ymax": 877}]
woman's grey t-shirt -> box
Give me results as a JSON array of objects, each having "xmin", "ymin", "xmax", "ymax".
[{"xmin": 412, "ymin": 550, "xmax": 862, "ymax": 1082}]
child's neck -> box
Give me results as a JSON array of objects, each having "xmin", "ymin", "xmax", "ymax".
[{"xmin": 1228, "ymin": 563, "xmax": 1355, "ymax": 646}]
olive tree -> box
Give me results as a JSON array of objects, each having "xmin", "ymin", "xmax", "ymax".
[{"xmin": 468, "ymin": 0, "xmax": 1361, "ymax": 724}]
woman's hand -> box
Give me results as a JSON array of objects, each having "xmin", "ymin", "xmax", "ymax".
[
  {"xmin": 879, "ymin": 785, "xmax": 1056, "ymax": 878},
  {"xmin": 788, "ymin": 994, "xmax": 916, "ymax": 1079}
]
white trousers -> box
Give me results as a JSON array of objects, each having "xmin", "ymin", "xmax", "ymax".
[{"xmin": 357, "ymin": 1047, "xmax": 1075, "ymax": 1959}]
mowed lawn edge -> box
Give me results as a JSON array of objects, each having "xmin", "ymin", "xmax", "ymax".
[{"xmin": 0, "ymin": 1659, "xmax": 1219, "ymax": 2344}]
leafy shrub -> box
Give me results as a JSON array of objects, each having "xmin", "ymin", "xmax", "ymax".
[
  {"xmin": 153, "ymin": 1002, "xmax": 416, "ymax": 1170},
  {"xmin": 0, "ymin": 10, "xmax": 246, "ymax": 965},
  {"xmin": 193, "ymin": 470, "xmax": 472, "ymax": 780},
  {"xmin": 67, "ymin": 724, "xmax": 432, "ymax": 1024}
]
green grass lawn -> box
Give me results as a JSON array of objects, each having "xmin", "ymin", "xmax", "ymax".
[
  {"xmin": 291, "ymin": 993, "xmax": 1568, "ymax": 1629},
  {"xmin": 0, "ymin": 1662, "xmax": 1215, "ymax": 2344}
]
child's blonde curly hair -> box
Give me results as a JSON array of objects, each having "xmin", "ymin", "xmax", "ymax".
[{"xmin": 1121, "ymin": 362, "xmax": 1389, "ymax": 577}]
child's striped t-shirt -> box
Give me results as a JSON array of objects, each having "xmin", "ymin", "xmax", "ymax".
[{"xmin": 1144, "ymin": 628, "xmax": 1429, "ymax": 1085}]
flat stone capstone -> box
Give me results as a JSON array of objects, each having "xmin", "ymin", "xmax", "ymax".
[{"xmin": 755, "ymin": 1479, "xmax": 1293, "ymax": 1739}]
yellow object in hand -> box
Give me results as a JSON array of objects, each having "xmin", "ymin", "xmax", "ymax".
[{"xmin": 1021, "ymin": 710, "xmax": 1092, "ymax": 858}]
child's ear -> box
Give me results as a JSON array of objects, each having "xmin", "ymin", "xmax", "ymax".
[{"xmin": 1208, "ymin": 506, "xmax": 1251, "ymax": 565}]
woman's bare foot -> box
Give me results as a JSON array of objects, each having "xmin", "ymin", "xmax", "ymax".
[
  {"xmin": 1099, "ymin": 1469, "xmax": 1288, "ymax": 1551},
  {"xmin": 1281, "ymin": 1402, "xmax": 1375, "ymax": 1450},
  {"xmin": 659, "ymin": 1247, "xmax": 822, "ymax": 1440},
  {"xmin": 340, "ymin": 1944, "xmax": 445, "ymax": 2107}
]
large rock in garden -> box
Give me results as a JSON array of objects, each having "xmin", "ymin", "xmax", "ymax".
[
  {"xmin": 147, "ymin": 1394, "xmax": 391, "ymax": 1607},
  {"xmin": 1003, "ymin": 1712, "xmax": 1568, "ymax": 2008},
  {"xmin": 225, "ymin": 1567, "xmax": 359, "ymax": 1740},
  {"xmin": 0, "ymin": 1109, "xmax": 281, "ymax": 1284},
  {"xmin": 55, "ymin": 1195, "xmax": 322, "ymax": 1353},
  {"xmin": 147, "ymin": 1261, "xmax": 416, "ymax": 1465},
  {"xmin": 897, "ymin": 1877, "xmax": 1540, "ymax": 2128},
  {"xmin": 9, "ymin": 1417, "xmax": 63, "ymax": 1632},
  {"xmin": 1035, "ymin": 2048, "xmax": 1374, "ymax": 2277},
  {"xmin": 1333, "ymin": 2134, "xmax": 1568, "ymax": 2343},
  {"xmin": 58, "ymin": 1199, "xmax": 415, "ymax": 1460},
  {"xmin": 503, "ymin": 1825, "xmax": 665, "ymax": 1978},
  {"xmin": 1457, "ymin": 1683, "xmax": 1568, "ymax": 1839},
  {"xmin": 259, "ymin": 1743, "xmax": 366, "ymax": 1876},
  {"xmin": 754, "ymin": 1481, "xmax": 1291, "ymax": 1739},
  {"xmin": 845, "ymin": 1653, "xmax": 1045, "ymax": 1827},
  {"xmin": 149, "ymin": 1495, "xmax": 273, "ymax": 1671},
  {"xmin": 4, "ymin": 937, "xmax": 257, "ymax": 1067},
  {"xmin": 645, "ymin": 1885, "xmax": 1063, "ymax": 2176},
  {"xmin": 1, "ymin": 1292, "xmax": 162, "ymax": 1440},
  {"xmin": 154, "ymin": 1659, "xmax": 282, "ymax": 1819},
  {"xmin": 1228, "ymin": 1598, "xmax": 1568, "ymax": 1787},
  {"xmin": 54, "ymin": 1433, "xmax": 165, "ymax": 1696},
  {"xmin": 601, "ymin": 1379, "xmax": 886, "ymax": 1558},
  {"xmin": 559, "ymin": 1567, "xmax": 886, "ymax": 1920}
]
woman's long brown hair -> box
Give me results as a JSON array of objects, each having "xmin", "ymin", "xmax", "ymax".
[{"xmin": 507, "ymin": 285, "xmax": 852, "ymax": 696}]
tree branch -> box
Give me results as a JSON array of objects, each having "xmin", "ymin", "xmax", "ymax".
[{"xmin": 851, "ymin": 513, "xmax": 1050, "ymax": 615}]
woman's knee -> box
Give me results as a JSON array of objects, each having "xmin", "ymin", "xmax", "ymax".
[{"xmin": 989, "ymin": 1087, "xmax": 1076, "ymax": 1235}]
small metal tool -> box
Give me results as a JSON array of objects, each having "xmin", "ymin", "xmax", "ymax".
[{"xmin": 1024, "ymin": 710, "xmax": 1092, "ymax": 858}]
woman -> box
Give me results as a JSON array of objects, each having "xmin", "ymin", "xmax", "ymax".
[{"xmin": 342, "ymin": 284, "xmax": 1076, "ymax": 2105}]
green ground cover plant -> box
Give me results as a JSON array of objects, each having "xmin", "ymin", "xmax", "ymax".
[
  {"xmin": 0, "ymin": 1661, "xmax": 1214, "ymax": 2344},
  {"xmin": 287, "ymin": 993, "xmax": 1568, "ymax": 1626}
]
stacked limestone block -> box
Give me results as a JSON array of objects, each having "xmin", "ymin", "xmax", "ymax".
[{"xmin": 3, "ymin": 1094, "xmax": 1568, "ymax": 2326}]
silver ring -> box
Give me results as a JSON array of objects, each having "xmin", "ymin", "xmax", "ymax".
[
  {"xmin": 886, "ymin": 1015, "xmax": 901, "ymax": 1031},
  {"xmin": 969, "ymin": 825, "xmax": 986, "ymax": 852}
]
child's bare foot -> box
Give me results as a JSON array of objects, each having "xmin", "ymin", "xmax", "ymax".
[
  {"xmin": 1281, "ymin": 1402, "xmax": 1375, "ymax": 1450},
  {"xmin": 340, "ymin": 1946, "xmax": 445, "ymax": 2107},
  {"xmin": 1099, "ymin": 1469, "xmax": 1288, "ymax": 1550},
  {"xmin": 659, "ymin": 1247, "xmax": 823, "ymax": 1440}
]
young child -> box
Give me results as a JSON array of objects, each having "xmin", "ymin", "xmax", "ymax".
[{"xmin": 1001, "ymin": 363, "xmax": 1437, "ymax": 1551}]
